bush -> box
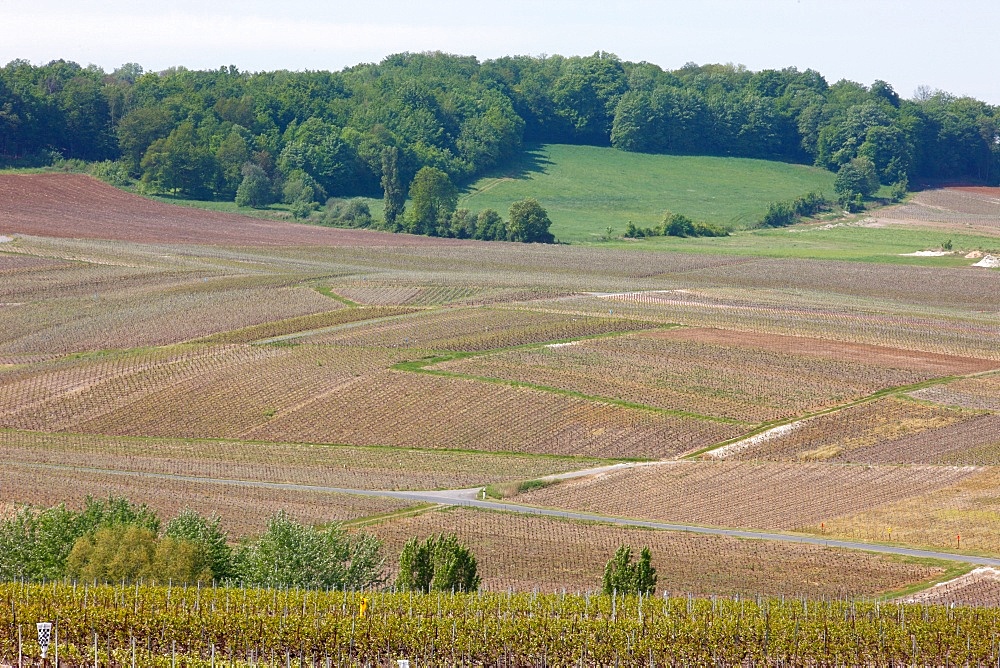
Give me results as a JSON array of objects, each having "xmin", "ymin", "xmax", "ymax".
[
  {"xmin": 835, "ymin": 157, "xmax": 879, "ymax": 205},
  {"xmin": 889, "ymin": 177, "xmax": 909, "ymax": 202},
  {"xmin": 66, "ymin": 525, "xmax": 210, "ymax": 584},
  {"xmin": 235, "ymin": 163, "xmax": 272, "ymax": 208},
  {"xmin": 89, "ymin": 160, "xmax": 131, "ymax": 186},
  {"xmin": 759, "ymin": 192, "xmax": 828, "ymax": 228},
  {"xmin": 473, "ymin": 209, "xmax": 508, "ymax": 241},
  {"xmin": 508, "ymin": 198, "xmax": 554, "ymax": 243},
  {"xmin": 323, "ymin": 198, "xmax": 373, "ymax": 228}
]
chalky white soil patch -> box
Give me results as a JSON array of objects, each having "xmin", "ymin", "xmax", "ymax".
[
  {"xmin": 706, "ymin": 422, "xmax": 802, "ymax": 459},
  {"xmin": 973, "ymin": 255, "xmax": 1000, "ymax": 268}
]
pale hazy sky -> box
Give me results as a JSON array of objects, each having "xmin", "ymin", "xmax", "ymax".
[{"xmin": 3, "ymin": 0, "xmax": 999, "ymax": 103}]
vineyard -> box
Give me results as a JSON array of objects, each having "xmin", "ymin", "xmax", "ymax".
[
  {"xmin": 362, "ymin": 508, "xmax": 946, "ymax": 597},
  {"xmin": 4, "ymin": 583, "xmax": 1000, "ymax": 666},
  {"xmin": 712, "ymin": 397, "xmax": 990, "ymax": 464},
  {"xmin": 0, "ymin": 463, "xmax": 416, "ymax": 536},
  {"xmin": 1, "ymin": 172, "xmax": 1000, "ymax": 644},
  {"xmin": 432, "ymin": 328, "xmax": 991, "ymax": 423},
  {"xmin": 0, "ymin": 429, "xmax": 604, "ymax": 495},
  {"xmin": 511, "ymin": 460, "xmax": 979, "ymax": 532}
]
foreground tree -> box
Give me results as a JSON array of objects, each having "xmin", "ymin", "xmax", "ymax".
[
  {"xmin": 602, "ymin": 545, "xmax": 656, "ymax": 595},
  {"xmin": 165, "ymin": 510, "xmax": 233, "ymax": 581},
  {"xmin": 396, "ymin": 533, "xmax": 480, "ymax": 593},
  {"xmin": 507, "ymin": 198, "xmax": 555, "ymax": 243}
]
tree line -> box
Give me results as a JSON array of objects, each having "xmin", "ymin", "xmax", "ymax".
[
  {"xmin": 3, "ymin": 53, "xmax": 996, "ymax": 211},
  {"xmin": 0, "ymin": 496, "xmax": 658, "ymax": 595}
]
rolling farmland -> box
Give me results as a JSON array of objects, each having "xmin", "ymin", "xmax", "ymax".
[{"xmin": 1, "ymin": 171, "xmax": 1000, "ymax": 616}]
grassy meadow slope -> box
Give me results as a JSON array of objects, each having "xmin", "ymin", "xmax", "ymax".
[{"xmin": 460, "ymin": 144, "xmax": 837, "ymax": 242}]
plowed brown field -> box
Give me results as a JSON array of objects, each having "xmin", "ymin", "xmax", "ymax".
[{"xmin": 0, "ymin": 173, "xmax": 470, "ymax": 247}]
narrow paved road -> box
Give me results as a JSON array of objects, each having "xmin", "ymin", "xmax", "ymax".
[{"xmin": 17, "ymin": 462, "xmax": 1000, "ymax": 568}]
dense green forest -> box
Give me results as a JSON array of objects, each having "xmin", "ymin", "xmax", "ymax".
[{"xmin": 1, "ymin": 51, "xmax": 997, "ymax": 207}]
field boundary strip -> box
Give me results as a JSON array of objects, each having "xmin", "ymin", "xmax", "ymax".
[{"xmin": 10, "ymin": 461, "xmax": 1000, "ymax": 569}]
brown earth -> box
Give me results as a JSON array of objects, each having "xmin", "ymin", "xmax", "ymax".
[{"xmin": 0, "ymin": 173, "xmax": 472, "ymax": 247}]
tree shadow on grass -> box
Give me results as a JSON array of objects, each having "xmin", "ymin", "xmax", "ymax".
[{"xmin": 474, "ymin": 144, "xmax": 554, "ymax": 183}]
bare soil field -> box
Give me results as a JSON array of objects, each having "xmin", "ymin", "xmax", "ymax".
[
  {"xmin": 513, "ymin": 460, "xmax": 978, "ymax": 531},
  {"xmin": 0, "ymin": 173, "xmax": 471, "ymax": 247},
  {"xmin": 877, "ymin": 187, "xmax": 1000, "ymax": 234},
  {"xmin": 0, "ymin": 429, "xmax": 603, "ymax": 491},
  {"xmin": 714, "ymin": 397, "xmax": 991, "ymax": 465},
  {"xmin": 433, "ymin": 328, "xmax": 993, "ymax": 423},
  {"xmin": 0, "ymin": 462, "xmax": 413, "ymax": 537},
  {"xmin": 365, "ymin": 507, "xmax": 946, "ymax": 596}
]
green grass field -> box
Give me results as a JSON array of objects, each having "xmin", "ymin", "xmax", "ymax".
[
  {"xmin": 44, "ymin": 146, "xmax": 996, "ymax": 266},
  {"xmin": 459, "ymin": 144, "xmax": 837, "ymax": 242},
  {"xmin": 605, "ymin": 221, "xmax": 1000, "ymax": 264}
]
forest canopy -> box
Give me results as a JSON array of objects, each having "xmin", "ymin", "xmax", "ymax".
[{"xmin": 2, "ymin": 52, "xmax": 998, "ymax": 204}]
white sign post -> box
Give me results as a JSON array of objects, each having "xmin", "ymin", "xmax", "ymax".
[{"xmin": 36, "ymin": 622, "xmax": 53, "ymax": 660}]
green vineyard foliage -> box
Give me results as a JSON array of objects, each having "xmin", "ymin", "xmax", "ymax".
[{"xmin": 2, "ymin": 582, "xmax": 999, "ymax": 665}]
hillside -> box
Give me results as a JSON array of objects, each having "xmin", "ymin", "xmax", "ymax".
[{"xmin": 460, "ymin": 144, "xmax": 837, "ymax": 242}]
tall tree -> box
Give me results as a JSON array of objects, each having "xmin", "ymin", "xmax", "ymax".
[{"xmin": 380, "ymin": 146, "xmax": 405, "ymax": 230}]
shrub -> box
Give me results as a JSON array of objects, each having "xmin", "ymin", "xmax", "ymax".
[
  {"xmin": 89, "ymin": 160, "xmax": 131, "ymax": 186},
  {"xmin": 323, "ymin": 198, "xmax": 373, "ymax": 228}
]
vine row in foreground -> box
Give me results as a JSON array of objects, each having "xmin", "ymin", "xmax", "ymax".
[{"xmin": 3, "ymin": 583, "xmax": 999, "ymax": 665}]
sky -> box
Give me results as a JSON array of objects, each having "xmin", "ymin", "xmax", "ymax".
[{"xmin": 3, "ymin": 0, "xmax": 999, "ymax": 104}]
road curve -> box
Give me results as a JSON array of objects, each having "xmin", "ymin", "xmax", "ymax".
[{"xmin": 14, "ymin": 462, "xmax": 1000, "ymax": 568}]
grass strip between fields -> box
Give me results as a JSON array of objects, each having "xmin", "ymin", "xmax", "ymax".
[
  {"xmin": 340, "ymin": 503, "xmax": 441, "ymax": 528},
  {"xmin": 314, "ymin": 284, "xmax": 359, "ymax": 307}
]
